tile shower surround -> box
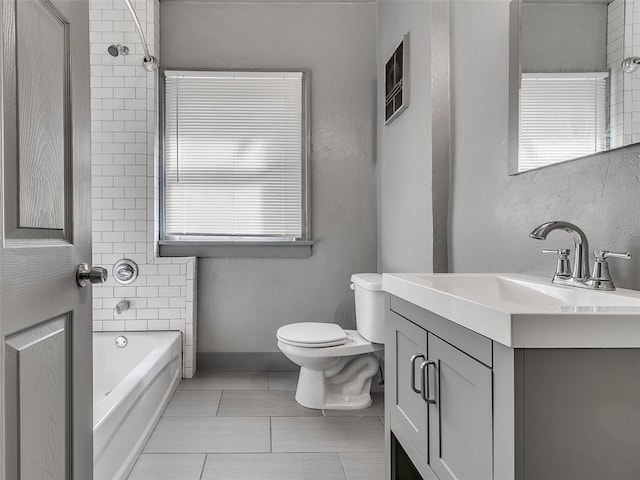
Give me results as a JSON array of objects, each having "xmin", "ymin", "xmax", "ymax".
[
  {"xmin": 89, "ymin": 0, "xmax": 197, "ymax": 377},
  {"xmin": 607, "ymin": 0, "xmax": 640, "ymax": 145}
]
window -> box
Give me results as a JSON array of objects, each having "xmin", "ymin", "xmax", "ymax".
[
  {"xmin": 161, "ymin": 70, "xmax": 311, "ymax": 257},
  {"xmin": 518, "ymin": 72, "xmax": 609, "ymax": 172}
]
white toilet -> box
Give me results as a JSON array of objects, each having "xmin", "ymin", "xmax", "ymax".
[{"xmin": 276, "ymin": 273, "xmax": 385, "ymax": 410}]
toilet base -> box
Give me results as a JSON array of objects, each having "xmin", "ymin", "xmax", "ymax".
[{"xmin": 294, "ymin": 354, "xmax": 379, "ymax": 410}]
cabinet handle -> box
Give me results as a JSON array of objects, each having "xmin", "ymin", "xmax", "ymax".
[
  {"xmin": 410, "ymin": 354, "xmax": 425, "ymax": 394},
  {"xmin": 420, "ymin": 360, "xmax": 436, "ymax": 405}
]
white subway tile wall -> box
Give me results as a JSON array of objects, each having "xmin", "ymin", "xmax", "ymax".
[
  {"xmin": 607, "ymin": 0, "xmax": 640, "ymax": 146},
  {"xmin": 89, "ymin": 0, "xmax": 197, "ymax": 378},
  {"xmin": 630, "ymin": 0, "xmax": 640, "ymax": 143},
  {"xmin": 608, "ymin": 0, "xmax": 624, "ymax": 148}
]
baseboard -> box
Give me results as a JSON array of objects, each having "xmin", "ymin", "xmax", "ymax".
[
  {"xmin": 197, "ymin": 351, "xmax": 385, "ymax": 394},
  {"xmin": 197, "ymin": 352, "xmax": 298, "ymax": 371}
]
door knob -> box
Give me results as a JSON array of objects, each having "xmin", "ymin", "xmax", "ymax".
[{"xmin": 76, "ymin": 264, "xmax": 108, "ymax": 287}]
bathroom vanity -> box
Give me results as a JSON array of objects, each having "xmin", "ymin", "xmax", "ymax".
[{"xmin": 383, "ymin": 273, "xmax": 640, "ymax": 480}]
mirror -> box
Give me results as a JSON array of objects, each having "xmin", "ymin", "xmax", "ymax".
[{"xmin": 509, "ymin": 0, "xmax": 638, "ymax": 174}]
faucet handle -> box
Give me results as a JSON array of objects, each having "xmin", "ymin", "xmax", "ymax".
[
  {"xmin": 594, "ymin": 250, "xmax": 632, "ymax": 261},
  {"xmin": 589, "ymin": 250, "xmax": 632, "ymax": 290},
  {"xmin": 542, "ymin": 248, "xmax": 571, "ymax": 278},
  {"xmin": 542, "ymin": 248, "xmax": 570, "ymax": 258}
]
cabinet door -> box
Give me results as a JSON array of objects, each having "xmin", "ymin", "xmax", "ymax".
[
  {"xmin": 388, "ymin": 311, "xmax": 431, "ymax": 470},
  {"xmin": 428, "ymin": 333, "xmax": 493, "ymax": 480}
]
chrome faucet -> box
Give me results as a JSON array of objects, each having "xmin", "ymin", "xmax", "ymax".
[
  {"xmin": 530, "ymin": 221, "xmax": 631, "ymax": 291},
  {"xmin": 530, "ymin": 221, "xmax": 590, "ymax": 280}
]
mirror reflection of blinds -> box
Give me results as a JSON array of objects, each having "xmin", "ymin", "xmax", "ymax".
[
  {"xmin": 164, "ymin": 71, "xmax": 303, "ymax": 239},
  {"xmin": 518, "ymin": 72, "xmax": 608, "ymax": 172}
]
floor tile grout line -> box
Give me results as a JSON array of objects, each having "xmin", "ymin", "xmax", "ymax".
[
  {"xmin": 176, "ymin": 386, "xmax": 270, "ymax": 392},
  {"xmin": 173, "ymin": 388, "xmax": 225, "ymax": 391},
  {"xmin": 337, "ymin": 452, "xmax": 349, "ymax": 480},
  {"xmin": 215, "ymin": 391, "xmax": 223, "ymax": 416},
  {"xmin": 143, "ymin": 450, "xmax": 276, "ymax": 455},
  {"xmin": 137, "ymin": 452, "xmax": 220, "ymax": 456},
  {"xmin": 165, "ymin": 414, "xmax": 322, "ymax": 418},
  {"xmin": 155, "ymin": 414, "xmax": 329, "ymax": 420},
  {"xmin": 198, "ymin": 454, "xmax": 207, "ymax": 480},
  {"xmin": 164, "ymin": 414, "xmax": 321, "ymax": 418}
]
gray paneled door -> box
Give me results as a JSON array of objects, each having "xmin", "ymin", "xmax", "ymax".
[{"xmin": 0, "ymin": 0, "xmax": 93, "ymax": 478}]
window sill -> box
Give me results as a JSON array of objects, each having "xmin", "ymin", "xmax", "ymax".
[{"xmin": 158, "ymin": 240, "xmax": 314, "ymax": 258}]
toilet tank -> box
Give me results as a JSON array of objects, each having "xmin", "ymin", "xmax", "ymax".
[{"xmin": 351, "ymin": 273, "xmax": 385, "ymax": 344}]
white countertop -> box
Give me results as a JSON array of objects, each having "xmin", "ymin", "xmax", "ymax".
[{"xmin": 382, "ymin": 273, "xmax": 640, "ymax": 348}]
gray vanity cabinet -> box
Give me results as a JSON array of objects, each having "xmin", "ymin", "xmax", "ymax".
[
  {"xmin": 387, "ymin": 306, "xmax": 493, "ymax": 480},
  {"xmin": 385, "ymin": 295, "xmax": 640, "ymax": 480}
]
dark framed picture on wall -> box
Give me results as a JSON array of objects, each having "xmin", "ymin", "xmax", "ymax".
[{"xmin": 385, "ymin": 33, "xmax": 409, "ymax": 125}]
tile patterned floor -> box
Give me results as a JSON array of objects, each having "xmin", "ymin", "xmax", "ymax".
[{"xmin": 128, "ymin": 371, "xmax": 385, "ymax": 480}]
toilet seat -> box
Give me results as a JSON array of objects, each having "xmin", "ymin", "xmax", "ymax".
[
  {"xmin": 277, "ymin": 322, "xmax": 348, "ymax": 348},
  {"xmin": 278, "ymin": 329, "xmax": 383, "ymax": 358}
]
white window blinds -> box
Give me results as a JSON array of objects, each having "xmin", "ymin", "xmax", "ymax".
[
  {"xmin": 518, "ymin": 72, "xmax": 609, "ymax": 172},
  {"xmin": 163, "ymin": 70, "xmax": 306, "ymax": 240}
]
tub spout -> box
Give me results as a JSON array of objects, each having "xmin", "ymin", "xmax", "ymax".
[{"xmin": 114, "ymin": 300, "xmax": 130, "ymax": 315}]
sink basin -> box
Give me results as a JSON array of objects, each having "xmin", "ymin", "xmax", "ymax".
[
  {"xmin": 382, "ymin": 273, "xmax": 640, "ymax": 348},
  {"xmin": 413, "ymin": 274, "xmax": 640, "ymax": 309}
]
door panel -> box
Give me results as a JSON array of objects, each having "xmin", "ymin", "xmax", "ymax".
[
  {"xmin": 3, "ymin": 0, "xmax": 72, "ymax": 243},
  {"xmin": 16, "ymin": 0, "xmax": 69, "ymax": 231},
  {"xmin": 0, "ymin": 0, "xmax": 92, "ymax": 478},
  {"xmin": 5, "ymin": 317, "xmax": 68, "ymax": 479},
  {"xmin": 428, "ymin": 333, "xmax": 493, "ymax": 480}
]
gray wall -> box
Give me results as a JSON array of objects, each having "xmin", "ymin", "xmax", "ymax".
[
  {"xmin": 377, "ymin": 0, "xmax": 434, "ymax": 273},
  {"xmin": 521, "ymin": 3, "xmax": 608, "ymax": 72},
  {"xmin": 161, "ymin": 1, "xmax": 378, "ymax": 354},
  {"xmin": 449, "ymin": 0, "xmax": 640, "ymax": 290}
]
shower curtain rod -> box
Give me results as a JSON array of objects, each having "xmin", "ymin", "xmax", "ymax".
[{"xmin": 122, "ymin": 0, "xmax": 158, "ymax": 72}]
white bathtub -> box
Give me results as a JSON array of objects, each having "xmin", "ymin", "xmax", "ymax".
[{"xmin": 93, "ymin": 331, "xmax": 182, "ymax": 480}]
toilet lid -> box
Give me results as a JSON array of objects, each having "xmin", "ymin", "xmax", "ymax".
[{"xmin": 277, "ymin": 322, "xmax": 348, "ymax": 348}]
